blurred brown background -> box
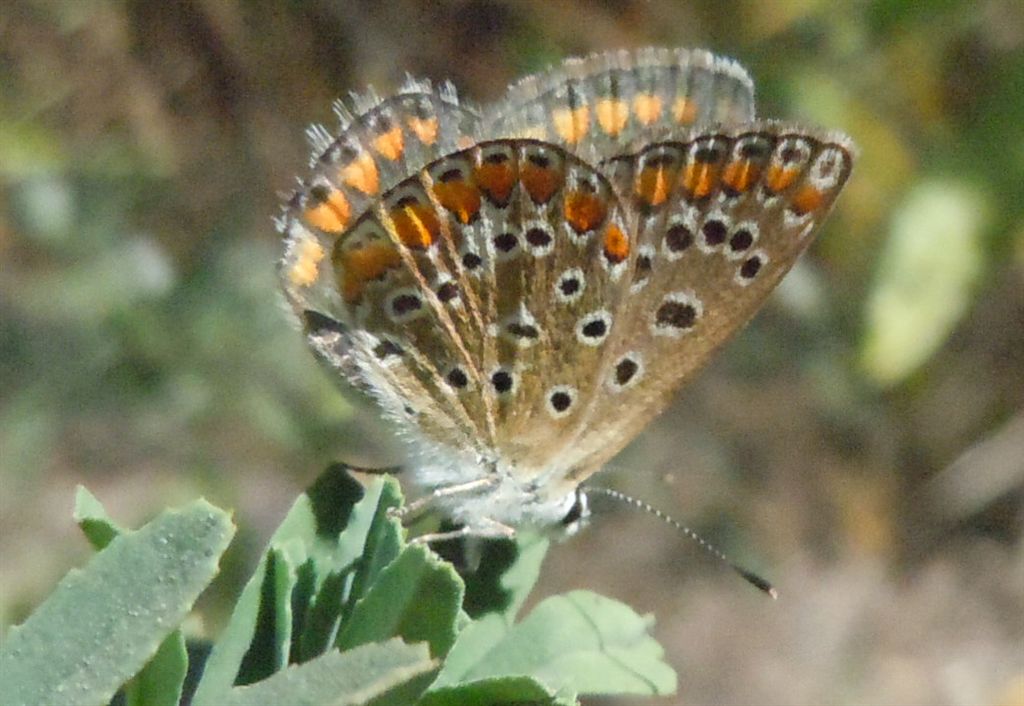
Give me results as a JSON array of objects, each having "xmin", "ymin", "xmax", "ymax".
[{"xmin": 2, "ymin": 1, "xmax": 1022, "ymax": 704}]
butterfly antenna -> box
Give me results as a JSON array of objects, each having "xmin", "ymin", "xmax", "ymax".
[{"xmin": 587, "ymin": 486, "xmax": 778, "ymax": 599}]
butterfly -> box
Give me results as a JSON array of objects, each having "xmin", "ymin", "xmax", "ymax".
[{"xmin": 278, "ymin": 47, "xmax": 854, "ymax": 540}]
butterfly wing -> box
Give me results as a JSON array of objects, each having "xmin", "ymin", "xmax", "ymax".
[
  {"xmin": 550, "ymin": 124, "xmax": 855, "ymax": 483},
  {"xmin": 486, "ymin": 47, "xmax": 755, "ymax": 160}
]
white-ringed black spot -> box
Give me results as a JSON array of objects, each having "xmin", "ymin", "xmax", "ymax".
[
  {"xmin": 446, "ymin": 367, "xmax": 469, "ymax": 389},
  {"xmin": 729, "ymin": 228, "xmax": 754, "ymax": 252},
  {"xmin": 611, "ymin": 353, "xmax": 643, "ymax": 390},
  {"xmin": 436, "ymin": 280, "xmax": 459, "ymax": 303},
  {"xmin": 576, "ymin": 310, "xmax": 612, "ymax": 346},
  {"xmin": 665, "ymin": 223, "xmax": 694, "ymax": 252},
  {"xmin": 701, "ymin": 219, "xmax": 727, "ymax": 246},
  {"xmin": 546, "ymin": 385, "xmax": 577, "ymax": 418},
  {"xmin": 555, "ymin": 268, "xmax": 585, "ymax": 303},
  {"xmin": 653, "ymin": 291, "xmax": 702, "ymax": 337},
  {"xmin": 740, "ymin": 254, "xmax": 763, "ymax": 280},
  {"xmin": 525, "ymin": 227, "xmax": 553, "ymax": 248},
  {"xmin": 493, "ymin": 232, "xmax": 518, "ymax": 253},
  {"xmin": 490, "ymin": 368, "xmax": 515, "ymax": 395},
  {"xmin": 461, "ymin": 251, "xmax": 483, "ymax": 270},
  {"xmin": 390, "ymin": 292, "xmax": 422, "ymax": 318}
]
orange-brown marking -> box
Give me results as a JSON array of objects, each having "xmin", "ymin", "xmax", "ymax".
[
  {"xmin": 595, "ymin": 98, "xmax": 629, "ymax": 136},
  {"xmin": 603, "ymin": 223, "xmax": 630, "ymax": 263},
  {"xmin": 373, "ymin": 126, "xmax": 405, "ymax": 161},
  {"xmin": 337, "ymin": 241, "xmax": 402, "ymax": 302},
  {"xmin": 475, "ymin": 159, "xmax": 516, "ymax": 206},
  {"xmin": 682, "ymin": 161, "xmax": 721, "ymax": 199},
  {"xmin": 765, "ymin": 165, "xmax": 800, "ymax": 193},
  {"xmin": 288, "ymin": 238, "xmax": 325, "ymax": 288},
  {"xmin": 635, "ymin": 164, "xmax": 676, "ymax": 207},
  {"xmin": 303, "ymin": 188, "xmax": 351, "ymax": 233},
  {"xmin": 673, "ymin": 97, "xmax": 698, "ymax": 124},
  {"xmin": 433, "ymin": 180, "xmax": 482, "ymax": 224},
  {"xmin": 790, "ymin": 184, "xmax": 825, "ymax": 215},
  {"xmin": 564, "ymin": 190, "xmax": 607, "ymax": 233},
  {"xmin": 633, "ymin": 94, "xmax": 663, "ymax": 126},
  {"xmin": 340, "ymin": 152, "xmax": 380, "ymax": 195},
  {"xmin": 389, "ymin": 201, "xmax": 440, "ymax": 249},
  {"xmin": 407, "ymin": 116, "xmax": 439, "ymax": 145},
  {"xmin": 721, "ymin": 159, "xmax": 761, "ymax": 195},
  {"xmin": 552, "ymin": 105, "xmax": 591, "ymax": 145},
  {"xmin": 521, "ymin": 160, "xmax": 560, "ymax": 204}
]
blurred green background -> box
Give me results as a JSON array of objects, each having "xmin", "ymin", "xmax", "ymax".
[{"xmin": 2, "ymin": 1, "xmax": 1022, "ymax": 704}]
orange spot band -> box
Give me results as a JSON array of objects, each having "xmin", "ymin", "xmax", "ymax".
[
  {"xmin": 338, "ymin": 241, "xmax": 402, "ymax": 302},
  {"xmin": 373, "ymin": 126, "xmax": 405, "ymax": 161},
  {"xmin": 603, "ymin": 223, "xmax": 630, "ymax": 263},
  {"xmin": 433, "ymin": 180, "xmax": 481, "ymax": 224},
  {"xmin": 564, "ymin": 190, "xmax": 607, "ymax": 233},
  {"xmin": 552, "ymin": 105, "xmax": 591, "ymax": 144},
  {"xmin": 390, "ymin": 202, "xmax": 440, "ymax": 249},
  {"xmin": 633, "ymin": 94, "xmax": 663, "ymax": 126},
  {"xmin": 303, "ymin": 188, "xmax": 351, "ymax": 233},
  {"xmin": 341, "ymin": 152, "xmax": 380, "ymax": 195},
  {"xmin": 596, "ymin": 98, "xmax": 629, "ymax": 137}
]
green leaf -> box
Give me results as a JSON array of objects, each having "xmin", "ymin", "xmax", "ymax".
[
  {"xmin": 430, "ymin": 590, "xmax": 675, "ymax": 699},
  {"xmin": 73, "ymin": 485, "xmax": 126, "ymax": 550},
  {"xmin": 0, "ymin": 499, "xmax": 233, "ymax": 706},
  {"xmin": 462, "ymin": 532, "xmax": 548, "ymax": 622},
  {"xmin": 220, "ymin": 639, "xmax": 437, "ymax": 706},
  {"xmin": 235, "ymin": 546, "xmax": 297, "ymax": 685},
  {"xmin": 123, "ymin": 631, "xmax": 188, "ymax": 706},
  {"xmin": 861, "ymin": 179, "xmax": 988, "ymax": 386},
  {"xmin": 73, "ymin": 487, "xmax": 192, "ymax": 706},
  {"xmin": 337, "ymin": 544, "xmax": 463, "ymax": 658},
  {"xmin": 417, "ymin": 675, "xmax": 559, "ymax": 706},
  {"xmin": 193, "ymin": 465, "xmax": 403, "ymax": 704}
]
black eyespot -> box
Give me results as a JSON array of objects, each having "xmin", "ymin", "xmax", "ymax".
[
  {"xmin": 740, "ymin": 256, "xmax": 763, "ymax": 279},
  {"xmin": 666, "ymin": 224, "xmax": 694, "ymax": 252},
  {"xmin": 582, "ymin": 319, "xmax": 607, "ymax": 338},
  {"xmin": 525, "ymin": 227, "xmax": 553, "ymax": 248},
  {"xmin": 437, "ymin": 281, "xmax": 459, "ymax": 302},
  {"xmin": 506, "ymin": 322, "xmax": 539, "ymax": 340},
  {"xmin": 656, "ymin": 301, "xmax": 697, "ymax": 329},
  {"xmin": 491, "ymin": 369, "xmax": 513, "ymax": 394},
  {"xmin": 729, "ymin": 229, "xmax": 754, "ymax": 252},
  {"xmin": 559, "ymin": 276, "xmax": 580, "ymax": 296},
  {"xmin": 614, "ymin": 357, "xmax": 639, "ymax": 386},
  {"xmin": 446, "ymin": 367, "xmax": 468, "ymax": 389},
  {"xmin": 390, "ymin": 293, "xmax": 422, "ymax": 316},
  {"xmin": 462, "ymin": 251, "xmax": 482, "ymax": 270},
  {"xmin": 702, "ymin": 220, "xmax": 727, "ymax": 246},
  {"xmin": 549, "ymin": 390, "xmax": 572, "ymax": 412},
  {"xmin": 493, "ymin": 232, "xmax": 518, "ymax": 252}
]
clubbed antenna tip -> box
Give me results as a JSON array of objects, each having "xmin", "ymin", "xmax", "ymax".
[{"xmin": 587, "ymin": 486, "xmax": 778, "ymax": 599}]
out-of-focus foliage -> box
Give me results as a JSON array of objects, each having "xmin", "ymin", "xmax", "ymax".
[{"xmin": 2, "ymin": 1, "xmax": 1022, "ymax": 705}]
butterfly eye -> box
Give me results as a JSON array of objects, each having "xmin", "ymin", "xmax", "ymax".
[{"xmin": 559, "ymin": 490, "xmax": 590, "ymax": 530}]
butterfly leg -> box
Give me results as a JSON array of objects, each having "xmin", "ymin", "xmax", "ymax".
[
  {"xmin": 409, "ymin": 517, "xmax": 516, "ymax": 545},
  {"xmin": 390, "ymin": 477, "xmax": 499, "ymax": 524}
]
